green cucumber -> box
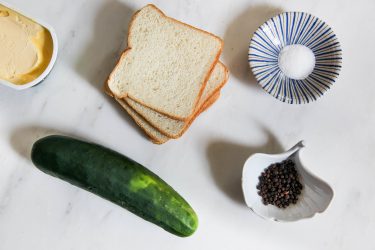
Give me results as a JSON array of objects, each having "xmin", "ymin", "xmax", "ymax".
[{"xmin": 31, "ymin": 135, "xmax": 198, "ymax": 237}]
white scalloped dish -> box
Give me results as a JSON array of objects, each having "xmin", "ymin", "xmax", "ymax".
[
  {"xmin": 242, "ymin": 141, "xmax": 334, "ymax": 222},
  {"xmin": 0, "ymin": 1, "xmax": 58, "ymax": 90}
]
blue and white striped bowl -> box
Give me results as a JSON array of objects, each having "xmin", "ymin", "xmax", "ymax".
[{"xmin": 249, "ymin": 12, "xmax": 342, "ymax": 104}]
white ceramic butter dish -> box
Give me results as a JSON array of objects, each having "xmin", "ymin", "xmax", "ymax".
[{"xmin": 0, "ymin": 1, "xmax": 58, "ymax": 90}]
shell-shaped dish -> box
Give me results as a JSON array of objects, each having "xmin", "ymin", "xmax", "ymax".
[
  {"xmin": 0, "ymin": 1, "xmax": 58, "ymax": 90},
  {"xmin": 242, "ymin": 141, "xmax": 334, "ymax": 222},
  {"xmin": 248, "ymin": 12, "xmax": 342, "ymax": 104}
]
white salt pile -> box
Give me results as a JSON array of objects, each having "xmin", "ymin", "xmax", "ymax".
[{"xmin": 278, "ymin": 44, "xmax": 316, "ymax": 80}]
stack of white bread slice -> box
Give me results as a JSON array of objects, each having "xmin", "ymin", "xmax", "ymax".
[{"xmin": 105, "ymin": 4, "xmax": 229, "ymax": 144}]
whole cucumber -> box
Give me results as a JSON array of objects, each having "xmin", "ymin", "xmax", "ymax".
[{"xmin": 31, "ymin": 135, "xmax": 198, "ymax": 237}]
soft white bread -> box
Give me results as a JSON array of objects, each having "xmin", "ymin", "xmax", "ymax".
[
  {"xmin": 103, "ymin": 64, "xmax": 225, "ymax": 142},
  {"xmin": 104, "ymin": 80, "xmax": 168, "ymax": 144},
  {"xmin": 116, "ymin": 92, "xmax": 220, "ymax": 144},
  {"xmin": 116, "ymin": 99, "xmax": 169, "ymax": 144},
  {"xmin": 125, "ymin": 62, "xmax": 228, "ymax": 138},
  {"xmin": 107, "ymin": 4, "xmax": 223, "ymax": 121}
]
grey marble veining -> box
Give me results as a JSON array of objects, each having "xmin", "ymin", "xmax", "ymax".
[{"xmin": 1, "ymin": 0, "xmax": 375, "ymax": 249}]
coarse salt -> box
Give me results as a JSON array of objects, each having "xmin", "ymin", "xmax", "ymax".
[{"xmin": 278, "ymin": 44, "xmax": 315, "ymax": 80}]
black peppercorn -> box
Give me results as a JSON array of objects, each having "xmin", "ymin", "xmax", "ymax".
[{"xmin": 256, "ymin": 159, "xmax": 303, "ymax": 209}]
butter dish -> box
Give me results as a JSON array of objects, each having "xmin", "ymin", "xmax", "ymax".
[{"xmin": 0, "ymin": 1, "xmax": 58, "ymax": 90}]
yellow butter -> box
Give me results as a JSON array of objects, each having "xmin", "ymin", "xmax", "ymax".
[{"xmin": 0, "ymin": 4, "xmax": 53, "ymax": 85}]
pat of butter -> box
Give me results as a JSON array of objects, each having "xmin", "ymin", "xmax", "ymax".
[{"xmin": 0, "ymin": 4, "xmax": 53, "ymax": 85}]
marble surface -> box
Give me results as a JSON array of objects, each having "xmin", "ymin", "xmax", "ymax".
[{"xmin": 1, "ymin": 0, "xmax": 374, "ymax": 249}]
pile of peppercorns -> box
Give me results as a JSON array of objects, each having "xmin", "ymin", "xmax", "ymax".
[{"xmin": 256, "ymin": 159, "xmax": 303, "ymax": 208}]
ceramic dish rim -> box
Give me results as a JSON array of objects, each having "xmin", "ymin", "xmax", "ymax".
[
  {"xmin": 248, "ymin": 11, "xmax": 342, "ymax": 104},
  {"xmin": 0, "ymin": 1, "xmax": 59, "ymax": 90},
  {"xmin": 241, "ymin": 142, "xmax": 335, "ymax": 222}
]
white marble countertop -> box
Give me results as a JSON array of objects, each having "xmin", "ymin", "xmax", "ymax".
[{"xmin": 1, "ymin": 0, "xmax": 374, "ymax": 249}]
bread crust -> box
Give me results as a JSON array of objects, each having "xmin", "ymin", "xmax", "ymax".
[
  {"xmin": 116, "ymin": 91, "xmax": 220, "ymax": 144},
  {"xmin": 115, "ymin": 98, "xmax": 169, "ymax": 144},
  {"xmin": 106, "ymin": 4, "xmax": 224, "ymax": 121},
  {"xmin": 125, "ymin": 62, "xmax": 229, "ymax": 138}
]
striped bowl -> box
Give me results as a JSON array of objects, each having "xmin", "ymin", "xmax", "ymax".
[{"xmin": 248, "ymin": 12, "xmax": 342, "ymax": 104}]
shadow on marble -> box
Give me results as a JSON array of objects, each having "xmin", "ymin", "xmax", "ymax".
[
  {"xmin": 206, "ymin": 128, "xmax": 282, "ymax": 204},
  {"xmin": 10, "ymin": 126, "xmax": 100, "ymax": 161},
  {"xmin": 106, "ymin": 97, "xmax": 148, "ymax": 139},
  {"xmin": 10, "ymin": 124, "xmax": 151, "ymax": 163},
  {"xmin": 223, "ymin": 4, "xmax": 283, "ymax": 87},
  {"xmin": 75, "ymin": 0, "xmax": 133, "ymax": 91},
  {"xmin": 10, "ymin": 126, "xmax": 63, "ymax": 160},
  {"xmin": 74, "ymin": 1, "xmax": 147, "ymax": 139}
]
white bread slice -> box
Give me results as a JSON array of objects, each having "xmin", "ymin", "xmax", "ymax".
[
  {"xmin": 116, "ymin": 92, "xmax": 220, "ymax": 144},
  {"xmin": 107, "ymin": 4, "xmax": 223, "ymax": 121},
  {"xmin": 105, "ymin": 62, "xmax": 226, "ymax": 142},
  {"xmin": 125, "ymin": 62, "xmax": 228, "ymax": 138},
  {"xmin": 116, "ymin": 99, "xmax": 169, "ymax": 144}
]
